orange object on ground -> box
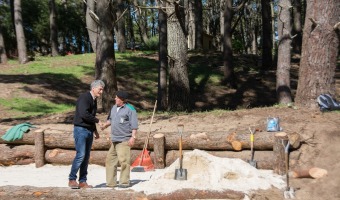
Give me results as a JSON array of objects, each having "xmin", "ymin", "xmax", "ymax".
[
  {"xmin": 131, "ymin": 101, "xmax": 157, "ymax": 172},
  {"xmin": 131, "ymin": 149, "xmax": 154, "ymax": 171}
]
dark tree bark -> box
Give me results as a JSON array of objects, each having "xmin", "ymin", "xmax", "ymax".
[
  {"xmin": 222, "ymin": 0, "xmax": 236, "ymax": 87},
  {"xmin": 0, "ymin": 24, "xmax": 8, "ymax": 64},
  {"xmin": 167, "ymin": 0, "xmax": 191, "ymax": 111},
  {"xmin": 127, "ymin": 4, "xmax": 135, "ymax": 50},
  {"xmin": 49, "ymin": 0, "xmax": 59, "ymax": 56},
  {"xmin": 194, "ymin": 0, "xmax": 203, "ymax": 50},
  {"xmin": 95, "ymin": 0, "xmax": 118, "ymax": 112},
  {"xmin": 291, "ymin": 0, "xmax": 303, "ymax": 55},
  {"xmin": 261, "ymin": 0, "xmax": 273, "ymax": 69},
  {"xmin": 295, "ymin": 0, "xmax": 339, "ymax": 109},
  {"xmin": 85, "ymin": 0, "xmax": 98, "ymax": 53},
  {"xmin": 276, "ymin": 0, "xmax": 293, "ymax": 104},
  {"xmin": 13, "ymin": 0, "xmax": 28, "ymax": 64},
  {"xmin": 115, "ymin": 0, "xmax": 126, "ymax": 52},
  {"xmin": 186, "ymin": 0, "xmax": 194, "ymax": 50},
  {"xmin": 157, "ymin": 0, "xmax": 168, "ymax": 110}
]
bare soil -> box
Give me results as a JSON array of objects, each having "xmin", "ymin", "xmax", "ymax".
[{"xmin": 0, "ymin": 54, "xmax": 339, "ymax": 200}]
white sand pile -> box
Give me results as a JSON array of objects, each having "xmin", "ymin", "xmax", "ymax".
[
  {"xmin": 0, "ymin": 149, "xmax": 285, "ymax": 196},
  {"xmin": 132, "ymin": 149, "xmax": 285, "ymax": 195}
]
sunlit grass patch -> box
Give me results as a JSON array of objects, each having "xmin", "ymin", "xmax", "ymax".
[{"xmin": 0, "ymin": 98, "xmax": 74, "ymax": 118}]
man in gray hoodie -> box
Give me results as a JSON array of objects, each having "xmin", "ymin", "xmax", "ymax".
[{"xmin": 100, "ymin": 90, "xmax": 138, "ymax": 188}]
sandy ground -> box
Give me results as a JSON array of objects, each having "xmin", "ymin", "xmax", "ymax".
[{"xmin": 0, "ymin": 149, "xmax": 285, "ymax": 197}]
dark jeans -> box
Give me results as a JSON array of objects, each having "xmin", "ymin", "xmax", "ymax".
[{"xmin": 69, "ymin": 126, "xmax": 94, "ymax": 183}]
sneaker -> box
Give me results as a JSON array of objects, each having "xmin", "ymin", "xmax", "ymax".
[
  {"xmin": 118, "ymin": 184, "xmax": 130, "ymax": 188},
  {"xmin": 68, "ymin": 180, "xmax": 79, "ymax": 189},
  {"xmin": 79, "ymin": 182, "xmax": 93, "ymax": 189},
  {"xmin": 106, "ymin": 184, "xmax": 117, "ymax": 189}
]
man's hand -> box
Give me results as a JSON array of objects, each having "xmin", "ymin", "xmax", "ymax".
[
  {"xmin": 94, "ymin": 130, "xmax": 100, "ymax": 139},
  {"xmin": 100, "ymin": 121, "xmax": 110, "ymax": 130},
  {"xmin": 128, "ymin": 137, "xmax": 135, "ymax": 147}
]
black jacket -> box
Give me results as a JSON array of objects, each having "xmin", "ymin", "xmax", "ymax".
[{"xmin": 73, "ymin": 92, "xmax": 99, "ymax": 131}]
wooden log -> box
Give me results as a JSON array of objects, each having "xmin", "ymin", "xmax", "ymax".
[
  {"xmin": 44, "ymin": 148, "xmax": 278, "ymax": 169},
  {"xmin": 1, "ymin": 126, "xmax": 290, "ymax": 150},
  {"xmin": 45, "ymin": 148, "xmax": 108, "ymax": 166},
  {"xmin": 153, "ymin": 133, "xmax": 165, "ymax": 169},
  {"xmin": 273, "ymin": 132, "xmax": 288, "ymax": 175},
  {"xmin": 34, "ymin": 129, "xmax": 45, "ymax": 168},
  {"xmin": 291, "ymin": 167, "xmax": 328, "ymax": 179},
  {"xmin": 0, "ymin": 144, "xmax": 35, "ymax": 166}
]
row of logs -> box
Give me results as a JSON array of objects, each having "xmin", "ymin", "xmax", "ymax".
[
  {"xmin": 0, "ymin": 125, "xmax": 301, "ymax": 175},
  {"xmin": 0, "ymin": 126, "xmax": 300, "ymax": 151},
  {"xmin": 0, "ymin": 144, "xmax": 277, "ymax": 169}
]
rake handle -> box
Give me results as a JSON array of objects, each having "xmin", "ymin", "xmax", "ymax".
[{"xmin": 138, "ymin": 100, "xmax": 157, "ymax": 166}]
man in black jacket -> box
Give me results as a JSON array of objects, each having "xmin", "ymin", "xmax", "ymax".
[{"xmin": 68, "ymin": 80, "xmax": 105, "ymax": 189}]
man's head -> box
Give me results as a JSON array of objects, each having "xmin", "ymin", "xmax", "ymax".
[
  {"xmin": 115, "ymin": 91, "xmax": 128, "ymax": 106},
  {"xmin": 90, "ymin": 80, "xmax": 105, "ymax": 98}
]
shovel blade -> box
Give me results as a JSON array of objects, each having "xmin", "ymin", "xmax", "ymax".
[
  {"xmin": 247, "ymin": 160, "xmax": 257, "ymax": 168},
  {"xmin": 174, "ymin": 168, "xmax": 187, "ymax": 180}
]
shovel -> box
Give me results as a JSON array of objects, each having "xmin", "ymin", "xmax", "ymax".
[
  {"xmin": 174, "ymin": 124, "xmax": 187, "ymax": 180},
  {"xmin": 283, "ymin": 141, "xmax": 295, "ymax": 199},
  {"xmin": 247, "ymin": 127, "xmax": 257, "ymax": 168}
]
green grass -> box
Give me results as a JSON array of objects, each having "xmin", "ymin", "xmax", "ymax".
[
  {"xmin": 0, "ymin": 97, "xmax": 74, "ymax": 118},
  {"xmin": 3, "ymin": 54, "xmax": 95, "ymax": 78}
]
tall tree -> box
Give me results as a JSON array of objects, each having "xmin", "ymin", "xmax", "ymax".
[
  {"xmin": 167, "ymin": 0, "xmax": 190, "ymax": 111},
  {"xmin": 291, "ymin": 0, "xmax": 302, "ymax": 55},
  {"xmin": 157, "ymin": 0, "xmax": 168, "ymax": 110},
  {"xmin": 49, "ymin": 0, "xmax": 59, "ymax": 56},
  {"xmin": 13, "ymin": 0, "xmax": 28, "ymax": 64},
  {"xmin": 261, "ymin": 0, "xmax": 273, "ymax": 69},
  {"xmin": 95, "ymin": 0, "xmax": 117, "ymax": 112},
  {"xmin": 115, "ymin": 0, "xmax": 126, "ymax": 52},
  {"xmin": 295, "ymin": 0, "xmax": 339, "ymax": 109},
  {"xmin": 195, "ymin": 0, "xmax": 203, "ymax": 49},
  {"xmin": 127, "ymin": 3, "xmax": 135, "ymax": 50},
  {"xmin": 222, "ymin": 0, "xmax": 235, "ymax": 87},
  {"xmin": 276, "ymin": 0, "xmax": 292, "ymax": 104},
  {"xmin": 0, "ymin": 23, "xmax": 8, "ymax": 64},
  {"xmin": 85, "ymin": 0, "xmax": 98, "ymax": 52}
]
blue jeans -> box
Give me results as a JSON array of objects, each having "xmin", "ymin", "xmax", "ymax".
[{"xmin": 69, "ymin": 126, "xmax": 94, "ymax": 183}]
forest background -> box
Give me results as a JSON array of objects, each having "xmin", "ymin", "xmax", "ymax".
[{"xmin": 0, "ymin": 0, "xmax": 339, "ymax": 115}]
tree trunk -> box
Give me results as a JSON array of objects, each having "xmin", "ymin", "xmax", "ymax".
[
  {"xmin": 85, "ymin": 0, "xmax": 97, "ymax": 53},
  {"xmin": 194, "ymin": 0, "xmax": 203, "ymax": 50},
  {"xmin": 0, "ymin": 144, "xmax": 35, "ymax": 166},
  {"xmin": 13, "ymin": 0, "xmax": 28, "ymax": 64},
  {"xmin": 261, "ymin": 0, "xmax": 273, "ymax": 69},
  {"xmin": 276, "ymin": 0, "xmax": 292, "ymax": 104},
  {"xmin": 95, "ymin": 0, "xmax": 118, "ymax": 112},
  {"xmin": 116, "ymin": 0, "xmax": 126, "ymax": 52},
  {"xmin": 157, "ymin": 0, "xmax": 168, "ymax": 110},
  {"xmin": 127, "ymin": 3, "xmax": 135, "ymax": 50},
  {"xmin": 291, "ymin": 0, "xmax": 303, "ymax": 55},
  {"xmin": 187, "ymin": 0, "xmax": 195, "ymax": 50},
  {"xmin": 222, "ymin": 0, "xmax": 235, "ymax": 87},
  {"xmin": 49, "ymin": 0, "xmax": 59, "ymax": 57},
  {"xmin": 0, "ymin": 24, "xmax": 8, "ymax": 64},
  {"xmin": 295, "ymin": 0, "xmax": 339, "ymax": 109},
  {"xmin": 167, "ymin": 0, "xmax": 190, "ymax": 111}
]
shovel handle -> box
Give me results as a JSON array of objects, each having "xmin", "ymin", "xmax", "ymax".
[{"xmin": 179, "ymin": 136, "xmax": 183, "ymax": 169}]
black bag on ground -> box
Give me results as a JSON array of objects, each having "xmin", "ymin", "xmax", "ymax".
[{"xmin": 317, "ymin": 94, "xmax": 340, "ymax": 112}]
